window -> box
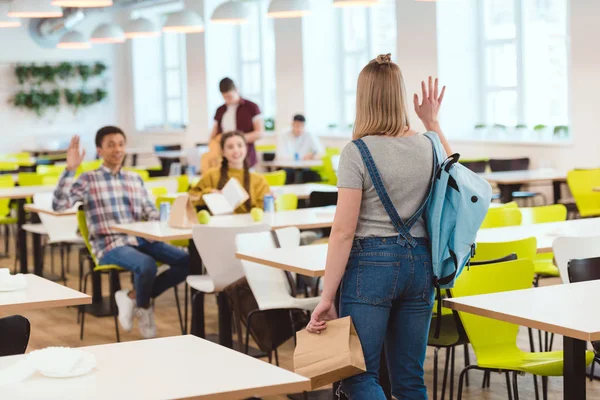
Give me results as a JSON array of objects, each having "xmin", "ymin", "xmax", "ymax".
[
  {"xmin": 131, "ymin": 3, "xmax": 188, "ymax": 132},
  {"xmin": 236, "ymin": 0, "xmax": 276, "ymax": 120},
  {"xmin": 338, "ymin": 2, "xmax": 397, "ymax": 129},
  {"xmin": 478, "ymin": 0, "xmax": 569, "ymax": 129}
]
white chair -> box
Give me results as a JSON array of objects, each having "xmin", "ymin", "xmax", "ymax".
[
  {"xmin": 187, "ymin": 223, "xmax": 269, "ymax": 345},
  {"xmin": 553, "ymin": 235, "xmax": 600, "ymax": 283}
]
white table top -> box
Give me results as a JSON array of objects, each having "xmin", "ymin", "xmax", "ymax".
[
  {"xmin": 479, "ymin": 169, "xmax": 566, "ymax": 184},
  {"xmin": 156, "ymin": 150, "xmax": 186, "ymax": 158},
  {"xmin": 237, "ymin": 243, "xmax": 328, "ymax": 277},
  {"xmin": 112, "ymin": 206, "xmax": 336, "ymax": 242},
  {"xmin": 0, "ymin": 274, "xmax": 90, "ymax": 314},
  {"xmin": 24, "ymin": 204, "xmax": 78, "ymax": 217},
  {"xmin": 262, "ymin": 159, "xmax": 323, "ymax": 169},
  {"xmin": 476, "ymin": 217, "xmax": 600, "ymax": 253},
  {"xmin": 0, "ymin": 185, "xmax": 55, "ymax": 200},
  {"xmin": 443, "ymin": 280, "xmax": 600, "ymax": 342},
  {"xmin": 125, "ymin": 147, "xmax": 154, "ymax": 156},
  {"xmin": 0, "ymin": 335, "xmax": 310, "ymax": 399},
  {"xmin": 270, "ymin": 183, "xmax": 337, "ymax": 200}
]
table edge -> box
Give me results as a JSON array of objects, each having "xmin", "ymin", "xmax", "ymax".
[
  {"xmin": 0, "ymin": 295, "xmax": 92, "ymax": 314},
  {"xmin": 236, "ymin": 252, "xmax": 324, "ymax": 278}
]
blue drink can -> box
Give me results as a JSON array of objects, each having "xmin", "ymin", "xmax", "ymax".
[
  {"xmin": 263, "ymin": 195, "xmax": 275, "ymax": 212},
  {"xmin": 159, "ymin": 202, "xmax": 171, "ymax": 223},
  {"xmin": 294, "ymin": 152, "xmax": 300, "ymax": 161}
]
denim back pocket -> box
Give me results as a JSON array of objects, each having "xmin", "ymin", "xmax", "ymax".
[
  {"xmin": 420, "ymin": 259, "xmax": 435, "ymax": 305},
  {"xmin": 356, "ymin": 260, "xmax": 401, "ymax": 305}
]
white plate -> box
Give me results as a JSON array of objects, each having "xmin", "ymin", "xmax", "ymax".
[
  {"xmin": 0, "ymin": 281, "xmax": 27, "ymax": 292},
  {"xmin": 29, "ymin": 348, "xmax": 96, "ymax": 379}
]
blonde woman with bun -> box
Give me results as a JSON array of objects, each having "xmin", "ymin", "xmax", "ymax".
[{"xmin": 306, "ymin": 54, "xmax": 451, "ymax": 399}]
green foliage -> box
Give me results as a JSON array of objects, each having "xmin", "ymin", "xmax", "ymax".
[
  {"xmin": 264, "ymin": 117, "xmax": 275, "ymax": 131},
  {"xmin": 533, "ymin": 124, "xmax": 547, "ymax": 131},
  {"xmin": 474, "ymin": 124, "xmax": 487, "ymax": 129},
  {"xmin": 11, "ymin": 89, "xmax": 61, "ymax": 116}
]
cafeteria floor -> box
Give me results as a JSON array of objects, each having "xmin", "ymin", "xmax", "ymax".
[{"xmin": 4, "ymin": 242, "xmax": 599, "ymax": 400}]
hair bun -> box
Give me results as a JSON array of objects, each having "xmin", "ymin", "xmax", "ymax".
[{"xmin": 375, "ymin": 53, "xmax": 392, "ymax": 65}]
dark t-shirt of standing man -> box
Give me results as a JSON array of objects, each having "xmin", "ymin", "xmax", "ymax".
[{"xmin": 214, "ymin": 97, "xmax": 261, "ymax": 167}]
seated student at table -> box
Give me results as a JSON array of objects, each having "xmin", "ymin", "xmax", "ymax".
[
  {"xmin": 276, "ymin": 114, "xmax": 324, "ymax": 183},
  {"xmin": 189, "ymin": 131, "xmax": 270, "ymax": 213},
  {"xmin": 53, "ymin": 127, "xmax": 189, "ymax": 339}
]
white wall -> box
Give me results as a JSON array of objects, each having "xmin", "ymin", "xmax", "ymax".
[{"xmin": 0, "ymin": 12, "xmax": 127, "ymax": 158}]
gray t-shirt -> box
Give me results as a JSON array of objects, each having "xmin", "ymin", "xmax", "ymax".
[{"xmin": 337, "ymin": 134, "xmax": 434, "ymax": 238}]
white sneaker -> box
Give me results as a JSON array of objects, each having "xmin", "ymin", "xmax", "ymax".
[
  {"xmin": 115, "ymin": 290, "xmax": 135, "ymax": 332},
  {"xmin": 135, "ymin": 307, "xmax": 157, "ymax": 339}
]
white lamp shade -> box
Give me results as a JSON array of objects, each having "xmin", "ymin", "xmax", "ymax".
[
  {"xmin": 267, "ymin": 0, "xmax": 310, "ymax": 18},
  {"xmin": 57, "ymin": 30, "xmax": 91, "ymax": 49},
  {"xmin": 91, "ymin": 23, "xmax": 125, "ymax": 44},
  {"xmin": 0, "ymin": 4, "xmax": 21, "ymax": 28},
  {"xmin": 8, "ymin": 0, "xmax": 63, "ymax": 18},
  {"xmin": 332, "ymin": 0, "xmax": 379, "ymax": 7},
  {"xmin": 124, "ymin": 18, "xmax": 160, "ymax": 39},
  {"xmin": 163, "ymin": 10, "xmax": 204, "ymax": 33},
  {"xmin": 211, "ymin": 1, "xmax": 250, "ymax": 24},
  {"xmin": 52, "ymin": 0, "xmax": 113, "ymax": 7}
]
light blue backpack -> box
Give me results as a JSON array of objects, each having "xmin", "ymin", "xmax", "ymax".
[{"xmin": 423, "ymin": 132, "xmax": 492, "ymax": 334}]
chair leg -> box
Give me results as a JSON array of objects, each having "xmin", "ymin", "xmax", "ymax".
[
  {"xmin": 548, "ymin": 333, "xmax": 554, "ymax": 351},
  {"xmin": 450, "ymin": 346, "xmax": 456, "ymax": 400},
  {"xmin": 274, "ymin": 348, "xmax": 279, "ymax": 366},
  {"xmin": 80, "ymin": 271, "xmax": 91, "ymax": 340},
  {"xmin": 184, "ymin": 283, "xmax": 189, "ymax": 334},
  {"xmin": 173, "ymin": 285, "xmax": 184, "ymax": 335},
  {"xmin": 60, "ymin": 244, "xmax": 66, "ymax": 285},
  {"xmin": 109, "ymin": 270, "xmax": 120, "ymax": 343},
  {"xmin": 433, "ymin": 348, "xmax": 439, "ymax": 400},
  {"xmin": 190, "ymin": 291, "xmax": 205, "ymax": 338},
  {"xmin": 457, "ymin": 366, "xmax": 478, "ymax": 400},
  {"xmin": 441, "ymin": 347, "xmax": 451, "ymax": 400},
  {"xmin": 590, "ymin": 358, "xmax": 597, "ymax": 382},
  {"xmin": 541, "ymin": 376, "xmax": 548, "ymax": 400},
  {"xmin": 464, "ymin": 344, "xmax": 470, "ymax": 387},
  {"xmin": 505, "ymin": 372, "xmax": 513, "ymax": 400},
  {"xmin": 528, "ymin": 328, "xmax": 535, "ymax": 352},
  {"xmin": 533, "ymin": 375, "xmax": 540, "ymax": 400}
]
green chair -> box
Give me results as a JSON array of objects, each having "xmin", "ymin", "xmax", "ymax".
[
  {"xmin": 77, "ymin": 208, "xmax": 185, "ymax": 341},
  {"xmin": 480, "ymin": 207, "xmax": 522, "ymax": 229},
  {"xmin": 0, "ymin": 175, "xmax": 17, "ymax": 258},
  {"xmin": 261, "ymin": 170, "xmax": 286, "ymax": 187},
  {"xmin": 453, "ymin": 259, "xmax": 594, "ymax": 400},
  {"xmin": 275, "ymin": 193, "xmax": 298, "ymax": 211},
  {"xmin": 567, "ymin": 169, "xmax": 600, "ymax": 217},
  {"xmin": 521, "ymin": 205, "xmax": 567, "ymax": 281}
]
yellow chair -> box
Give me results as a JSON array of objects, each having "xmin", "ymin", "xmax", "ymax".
[
  {"xmin": 0, "ymin": 175, "xmax": 17, "ymax": 257},
  {"xmin": 452, "ymin": 259, "xmax": 594, "ymax": 399},
  {"xmin": 151, "ymin": 187, "xmax": 168, "ymax": 197},
  {"xmin": 275, "ymin": 193, "xmax": 298, "ymax": 211},
  {"xmin": 480, "ymin": 207, "xmax": 522, "ymax": 229},
  {"xmin": 567, "ymin": 169, "xmax": 600, "ymax": 217},
  {"xmin": 471, "ymin": 237, "xmax": 537, "ymax": 265},
  {"xmin": 255, "ymin": 144, "xmax": 277, "ymax": 153},
  {"xmin": 177, "ymin": 175, "xmax": 189, "ymax": 192},
  {"xmin": 0, "ymin": 162, "xmax": 18, "ymax": 173},
  {"xmin": 261, "ymin": 170, "xmax": 286, "ymax": 186},
  {"xmin": 521, "ymin": 204, "xmax": 567, "ymax": 280},
  {"xmin": 314, "ymin": 147, "xmax": 341, "ymax": 185},
  {"xmin": 79, "ymin": 160, "xmax": 102, "ymax": 173},
  {"xmin": 17, "ymin": 172, "xmax": 45, "ymax": 187},
  {"xmin": 122, "ymin": 167, "xmax": 150, "ymax": 181}
]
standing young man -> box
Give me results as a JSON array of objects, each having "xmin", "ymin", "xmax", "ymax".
[
  {"xmin": 210, "ymin": 78, "xmax": 263, "ymax": 167},
  {"xmin": 53, "ymin": 126, "xmax": 189, "ymax": 339}
]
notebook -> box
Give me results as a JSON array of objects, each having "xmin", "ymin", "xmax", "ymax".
[{"xmin": 202, "ymin": 178, "xmax": 249, "ymax": 215}]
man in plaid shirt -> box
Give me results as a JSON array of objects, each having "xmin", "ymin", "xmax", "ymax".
[{"xmin": 53, "ymin": 126, "xmax": 189, "ymax": 339}]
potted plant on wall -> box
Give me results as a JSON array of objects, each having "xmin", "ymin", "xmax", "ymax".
[
  {"xmin": 533, "ymin": 124, "xmax": 550, "ymax": 140},
  {"xmin": 473, "ymin": 124, "xmax": 487, "ymax": 139},
  {"xmin": 515, "ymin": 124, "xmax": 529, "ymax": 140},
  {"xmin": 553, "ymin": 125, "xmax": 569, "ymax": 140}
]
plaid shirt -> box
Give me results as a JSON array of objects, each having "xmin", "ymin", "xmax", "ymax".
[{"xmin": 53, "ymin": 165, "xmax": 158, "ymax": 261}]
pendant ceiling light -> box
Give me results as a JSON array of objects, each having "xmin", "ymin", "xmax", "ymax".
[
  {"xmin": 0, "ymin": 4, "xmax": 21, "ymax": 28},
  {"xmin": 163, "ymin": 10, "xmax": 204, "ymax": 33},
  {"xmin": 57, "ymin": 30, "xmax": 91, "ymax": 49},
  {"xmin": 8, "ymin": 0, "xmax": 63, "ymax": 18},
  {"xmin": 52, "ymin": 0, "xmax": 113, "ymax": 7},
  {"xmin": 211, "ymin": 1, "xmax": 250, "ymax": 24},
  {"xmin": 267, "ymin": 0, "xmax": 310, "ymax": 18},
  {"xmin": 91, "ymin": 23, "xmax": 125, "ymax": 44},
  {"xmin": 124, "ymin": 18, "xmax": 160, "ymax": 39},
  {"xmin": 332, "ymin": 0, "xmax": 379, "ymax": 7}
]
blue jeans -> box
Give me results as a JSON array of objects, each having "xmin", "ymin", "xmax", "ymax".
[
  {"xmin": 99, "ymin": 238, "xmax": 189, "ymax": 308},
  {"xmin": 339, "ymin": 237, "xmax": 434, "ymax": 400}
]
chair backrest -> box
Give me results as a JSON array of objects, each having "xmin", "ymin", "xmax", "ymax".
[
  {"xmin": 480, "ymin": 207, "xmax": 522, "ymax": 229},
  {"xmin": 0, "ymin": 315, "xmax": 30, "ymax": 357},
  {"xmin": 568, "ymin": 257, "xmax": 600, "ymax": 283},
  {"xmin": 236, "ymin": 227, "xmax": 301, "ymax": 310},
  {"xmin": 122, "ymin": 167, "xmax": 150, "ymax": 181},
  {"xmin": 520, "ymin": 204, "xmax": 567, "ymax": 225},
  {"xmin": 461, "ymin": 160, "xmax": 488, "ymax": 173},
  {"xmin": 34, "ymin": 192, "xmax": 78, "ymax": 243},
  {"xmin": 192, "ymin": 224, "xmax": 269, "ymax": 292},
  {"xmin": 450, "ymin": 259, "xmax": 534, "ymax": 361},
  {"xmin": 309, "ymin": 191, "xmax": 338, "ymax": 208},
  {"xmin": 567, "ymin": 169, "xmax": 600, "ymax": 217},
  {"xmin": 152, "ymin": 187, "xmax": 168, "ymax": 198},
  {"xmin": 553, "ymin": 235, "xmax": 600, "ymax": 283},
  {"xmin": 17, "ymin": 172, "xmax": 44, "ymax": 186},
  {"xmin": 489, "ymin": 158, "xmax": 530, "ymax": 172},
  {"xmin": 471, "ymin": 236, "xmax": 536, "ymax": 264},
  {"xmin": 261, "ymin": 170, "xmax": 286, "ymax": 186},
  {"xmin": 77, "ymin": 207, "xmax": 97, "ymax": 265},
  {"xmin": 470, "ymin": 253, "xmax": 517, "ymax": 266},
  {"xmin": 0, "ymin": 175, "xmax": 15, "ymax": 217},
  {"xmin": 36, "ymin": 165, "xmax": 66, "ymax": 176},
  {"xmin": 144, "ymin": 178, "xmax": 178, "ymax": 194},
  {"xmin": 0, "ymin": 162, "xmax": 18, "ymax": 172},
  {"xmin": 79, "ymin": 160, "xmax": 102, "ymax": 173},
  {"xmin": 155, "ymin": 144, "xmax": 182, "ymax": 152},
  {"xmin": 276, "ymin": 193, "xmax": 298, "ymax": 211},
  {"xmin": 169, "ymin": 162, "xmax": 182, "ymax": 177}
]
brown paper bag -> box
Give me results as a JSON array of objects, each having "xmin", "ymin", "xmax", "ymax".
[
  {"xmin": 168, "ymin": 194, "xmax": 197, "ymax": 229},
  {"xmin": 293, "ymin": 316, "xmax": 366, "ymax": 389}
]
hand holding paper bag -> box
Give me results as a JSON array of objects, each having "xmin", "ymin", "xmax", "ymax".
[{"xmin": 293, "ymin": 317, "xmax": 366, "ymax": 390}]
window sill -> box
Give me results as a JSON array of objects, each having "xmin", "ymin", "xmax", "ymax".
[
  {"xmin": 450, "ymin": 136, "xmax": 573, "ymax": 147},
  {"xmin": 139, "ymin": 128, "xmax": 187, "ymax": 135}
]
